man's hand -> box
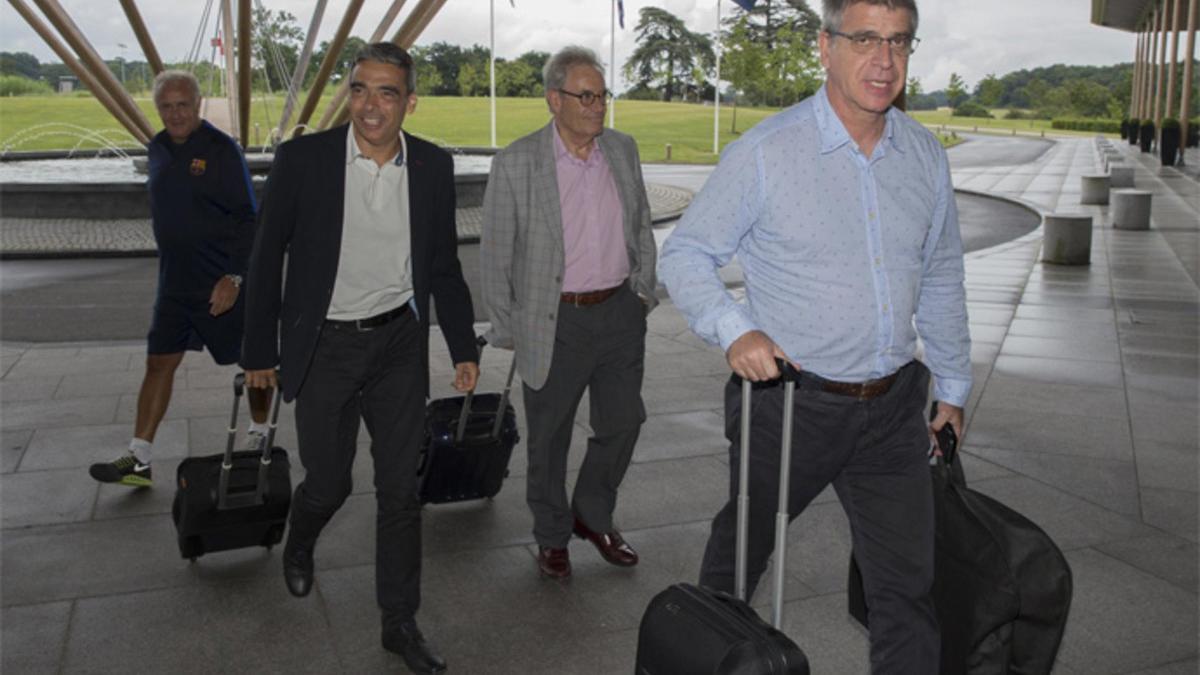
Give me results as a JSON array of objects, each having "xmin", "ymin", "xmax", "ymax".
[
  {"xmin": 209, "ymin": 276, "xmax": 240, "ymax": 317},
  {"xmin": 726, "ymin": 330, "xmax": 798, "ymax": 381},
  {"xmin": 453, "ymin": 362, "xmax": 479, "ymax": 393},
  {"xmin": 245, "ymin": 369, "xmax": 277, "ymax": 390},
  {"xmin": 929, "ymin": 401, "xmax": 964, "ymax": 455}
]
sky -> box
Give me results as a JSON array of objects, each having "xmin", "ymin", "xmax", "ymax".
[{"xmin": 0, "ymin": 0, "xmax": 1139, "ymax": 93}]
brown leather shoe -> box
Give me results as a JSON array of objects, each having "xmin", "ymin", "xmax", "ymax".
[
  {"xmin": 537, "ymin": 546, "xmax": 571, "ymax": 579},
  {"xmin": 573, "ymin": 516, "xmax": 639, "ymax": 567}
]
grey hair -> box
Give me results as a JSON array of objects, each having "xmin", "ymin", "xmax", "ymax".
[
  {"xmin": 821, "ymin": 0, "xmax": 919, "ymax": 34},
  {"xmin": 153, "ymin": 70, "xmax": 201, "ymax": 104},
  {"xmin": 543, "ymin": 46, "xmax": 605, "ymax": 93},
  {"xmin": 353, "ymin": 42, "xmax": 417, "ymax": 93}
]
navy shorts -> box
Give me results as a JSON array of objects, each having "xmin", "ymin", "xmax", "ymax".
[{"xmin": 147, "ymin": 294, "xmax": 244, "ymax": 365}]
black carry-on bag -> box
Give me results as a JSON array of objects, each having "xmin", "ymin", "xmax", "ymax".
[
  {"xmin": 636, "ymin": 365, "xmax": 810, "ymax": 675},
  {"xmin": 172, "ymin": 373, "xmax": 291, "ymax": 561},
  {"xmin": 847, "ymin": 402, "xmax": 1072, "ymax": 675},
  {"xmin": 419, "ymin": 337, "xmax": 520, "ymax": 504}
]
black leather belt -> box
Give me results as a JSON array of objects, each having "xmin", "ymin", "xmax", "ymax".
[
  {"xmin": 796, "ymin": 361, "xmax": 913, "ymax": 401},
  {"xmin": 325, "ymin": 304, "xmax": 409, "ymax": 332}
]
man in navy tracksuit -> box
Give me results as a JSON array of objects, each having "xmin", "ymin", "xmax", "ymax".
[{"xmin": 89, "ymin": 70, "xmax": 271, "ymax": 487}]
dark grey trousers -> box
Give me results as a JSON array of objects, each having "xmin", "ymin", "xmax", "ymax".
[
  {"xmin": 698, "ymin": 361, "xmax": 938, "ymax": 675},
  {"xmin": 523, "ymin": 285, "xmax": 647, "ymax": 548},
  {"xmin": 288, "ymin": 310, "xmax": 425, "ymax": 629}
]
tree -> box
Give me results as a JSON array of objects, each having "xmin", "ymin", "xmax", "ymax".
[
  {"xmin": 0, "ymin": 52, "xmax": 41, "ymax": 80},
  {"xmin": 310, "ymin": 36, "xmax": 368, "ymax": 88},
  {"xmin": 516, "ymin": 51, "xmax": 550, "ymax": 87},
  {"xmin": 975, "ymin": 73, "xmax": 1003, "ymax": 108},
  {"xmin": 495, "ymin": 59, "xmax": 541, "ymax": 97},
  {"xmin": 252, "ymin": 6, "xmax": 303, "ymax": 92},
  {"xmin": 624, "ymin": 7, "xmax": 714, "ymax": 102},
  {"xmin": 720, "ymin": 0, "xmax": 821, "ymax": 107},
  {"xmin": 906, "ymin": 76, "xmax": 922, "ymax": 99},
  {"xmin": 457, "ymin": 61, "xmax": 488, "ymax": 97},
  {"xmin": 945, "ymin": 72, "xmax": 967, "ymax": 108},
  {"xmin": 722, "ymin": 0, "xmax": 820, "ymax": 51}
]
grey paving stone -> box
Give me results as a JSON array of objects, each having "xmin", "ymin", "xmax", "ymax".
[
  {"xmin": 20, "ymin": 419, "xmax": 188, "ymax": 471},
  {"xmin": 114, "ymin": 385, "xmax": 232, "ymax": 423},
  {"xmin": 780, "ymin": 499, "xmax": 855, "ymax": 597},
  {"xmin": 53, "ymin": 368, "xmax": 176, "ymax": 399},
  {"xmin": 1, "ymin": 469, "xmax": 97, "ymax": 528},
  {"xmin": 91, "ymin": 458, "xmax": 182, "ymax": 520},
  {"xmin": 1054, "ymin": 548, "xmax": 1198, "ymax": 675},
  {"xmin": 775, "ymin": 593, "xmax": 871, "ymax": 675},
  {"xmin": 1126, "ymin": 660, "xmax": 1200, "ymax": 674},
  {"xmin": 0, "ymin": 375, "xmax": 60, "ymax": 402},
  {"xmin": 990, "ymin": 354, "xmax": 1124, "ymax": 388},
  {"xmin": 1141, "ymin": 487, "xmax": 1199, "ymax": 543},
  {"xmin": 999, "ymin": 334, "xmax": 1121, "ymax": 363},
  {"xmin": 1129, "ymin": 400, "xmax": 1200, "ymax": 449},
  {"xmin": 1006, "ymin": 317, "xmax": 1118, "ymax": 341},
  {"xmin": 956, "ymin": 451, "xmax": 1017, "ymax": 481},
  {"xmin": 0, "ymin": 395, "xmax": 119, "ymax": 431},
  {"xmin": 975, "ymin": 373, "xmax": 1129, "ymax": 420},
  {"xmin": 968, "ymin": 475, "xmax": 1158, "ymax": 551},
  {"xmin": 1120, "ymin": 333, "xmax": 1200, "ymax": 357},
  {"xmin": 1, "ymin": 516, "xmax": 194, "ymax": 606},
  {"xmin": 606, "ymin": 456, "xmax": 729, "ymax": 532},
  {"xmin": 964, "ymin": 304, "xmax": 1016, "ymax": 326},
  {"xmin": 641, "ymin": 373, "xmax": 730, "ymax": 415},
  {"xmin": 970, "ymin": 446, "xmax": 1140, "ymax": 515},
  {"xmin": 0, "ymin": 600, "xmax": 71, "ymax": 674},
  {"xmin": 1, "ymin": 428, "xmax": 32, "ymax": 473},
  {"xmin": 63, "ymin": 580, "xmax": 340, "ymax": 674},
  {"xmin": 2, "ymin": 353, "xmax": 133, "ymax": 380},
  {"xmin": 1134, "ymin": 440, "xmax": 1200, "ymax": 493},
  {"xmin": 1095, "ymin": 534, "xmax": 1198, "ymax": 594},
  {"xmin": 419, "ymin": 483, "xmax": 538, "ymax": 556},
  {"xmin": 968, "ymin": 323, "xmax": 1008, "ymax": 345},
  {"xmin": 643, "ymin": 348, "xmax": 732, "ymax": 381},
  {"xmin": 965, "ymin": 405, "xmax": 1133, "ymax": 461},
  {"xmin": 1013, "ymin": 304, "xmax": 1115, "ymax": 323},
  {"xmin": 631, "ymin": 409, "xmax": 727, "ymax": 462}
]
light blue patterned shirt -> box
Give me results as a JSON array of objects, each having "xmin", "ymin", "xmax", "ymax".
[{"xmin": 659, "ymin": 85, "xmax": 972, "ymax": 406}]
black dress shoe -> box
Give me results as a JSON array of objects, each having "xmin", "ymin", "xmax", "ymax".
[
  {"xmin": 573, "ymin": 516, "xmax": 638, "ymax": 566},
  {"xmin": 282, "ymin": 545, "xmax": 314, "ymax": 598},
  {"xmin": 383, "ymin": 621, "xmax": 446, "ymax": 674}
]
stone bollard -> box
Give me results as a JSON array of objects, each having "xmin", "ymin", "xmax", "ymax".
[
  {"xmin": 1042, "ymin": 213, "xmax": 1093, "ymax": 265},
  {"xmin": 1111, "ymin": 189, "xmax": 1152, "ymax": 230},
  {"xmin": 1080, "ymin": 174, "xmax": 1110, "ymax": 205},
  {"xmin": 665, "ymin": 143, "xmax": 672, "ymax": 161},
  {"xmin": 1109, "ymin": 165, "xmax": 1135, "ymax": 188}
]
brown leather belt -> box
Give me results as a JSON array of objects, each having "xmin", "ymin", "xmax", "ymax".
[
  {"xmin": 560, "ymin": 284, "xmax": 623, "ymax": 307},
  {"xmin": 325, "ymin": 304, "xmax": 409, "ymax": 331},
  {"xmin": 799, "ymin": 364, "xmax": 909, "ymax": 401}
]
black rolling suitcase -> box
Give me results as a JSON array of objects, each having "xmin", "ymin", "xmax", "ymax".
[
  {"xmin": 418, "ymin": 338, "xmax": 519, "ymax": 504},
  {"xmin": 172, "ymin": 373, "xmax": 290, "ymax": 561},
  {"xmin": 636, "ymin": 365, "xmax": 810, "ymax": 675}
]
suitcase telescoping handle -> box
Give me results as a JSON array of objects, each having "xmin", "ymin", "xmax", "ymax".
[
  {"xmin": 735, "ymin": 359, "xmax": 798, "ymax": 630},
  {"xmin": 218, "ymin": 372, "xmax": 284, "ymax": 510},
  {"xmin": 454, "ymin": 336, "xmax": 518, "ymax": 444}
]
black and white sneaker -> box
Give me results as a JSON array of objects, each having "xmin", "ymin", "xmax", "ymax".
[{"xmin": 89, "ymin": 454, "xmax": 152, "ymax": 487}]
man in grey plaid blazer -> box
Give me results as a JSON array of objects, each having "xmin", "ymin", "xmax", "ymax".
[{"xmin": 480, "ymin": 46, "xmax": 658, "ymax": 580}]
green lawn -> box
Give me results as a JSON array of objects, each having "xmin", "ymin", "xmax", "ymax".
[
  {"xmin": 909, "ymin": 108, "xmax": 1119, "ymax": 139},
  {"xmin": 1, "ymin": 95, "xmax": 1071, "ymax": 162}
]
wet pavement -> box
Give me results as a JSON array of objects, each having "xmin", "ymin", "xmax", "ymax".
[{"xmin": 1, "ymin": 137, "xmax": 1196, "ymax": 674}]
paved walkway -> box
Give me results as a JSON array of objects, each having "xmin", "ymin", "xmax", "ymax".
[{"xmin": 1, "ymin": 137, "xmax": 1196, "ymax": 674}]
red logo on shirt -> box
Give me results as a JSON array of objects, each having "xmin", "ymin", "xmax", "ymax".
[{"xmin": 190, "ymin": 158, "xmax": 207, "ymax": 176}]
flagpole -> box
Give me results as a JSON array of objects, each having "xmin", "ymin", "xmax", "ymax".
[
  {"xmin": 609, "ymin": 0, "xmax": 616, "ymax": 128},
  {"xmin": 713, "ymin": 0, "xmax": 721, "ymax": 154},
  {"xmin": 489, "ymin": 0, "xmax": 497, "ymax": 147}
]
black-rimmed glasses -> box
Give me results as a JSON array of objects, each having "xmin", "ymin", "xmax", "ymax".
[
  {"xmin": 827, "ymin": 30, "xmax": 920, "ymax": 56},
  {"xmin": 557, "ymin": 88, "xmax": 613, "ymax": 107}
]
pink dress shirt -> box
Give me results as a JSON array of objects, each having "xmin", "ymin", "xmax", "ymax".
[{"xmin": 553, "ymin": 126, "xmax": 630, "ymax": 293}]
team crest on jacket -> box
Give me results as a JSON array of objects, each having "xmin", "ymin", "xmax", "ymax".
[{"xmin": 190, "ymin": 158, "xmax": 207, "ymax": 176}]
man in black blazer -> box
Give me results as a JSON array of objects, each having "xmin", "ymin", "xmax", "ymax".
[{"xmin": 242, "ymin": 43, "xmax": 477, "ymax": 675}]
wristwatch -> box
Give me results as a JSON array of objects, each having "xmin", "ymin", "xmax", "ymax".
[{"xmin": 225, "ymin": 274, "xmax": 243, "ymax": 289}]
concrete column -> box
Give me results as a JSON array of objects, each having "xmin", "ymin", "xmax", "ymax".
[
  {"xmin": 1110, "ymin": 165, "xmax": 1136, "ymax": 187},
  {"xmin": 1081, "ymin": 175, "xmax": 1111, "ymax": 204},
  {"xmin": 1042, "ymin": 214, "xmax": 1093, "ymax": 265},
  {"xmin": 1111, "ymin": 189, "xmax": 1153, "ymax": 230},
  {"xmin": 1180, "ymin": 0, "xmax": 1198, "ymax": 158},
  {"xmin": 1155, "ymin": 0, "xmax": 1170, "ymax": 129},
  {"xmin": 1132, "ymin": 31, "xmax": 1142, "ymax": 118},
  {"xmin": 1145, "ymin": 8, "xmax": 1159, "ymax": 120},
  {"xmin": 1167, "ymin": 0, "xmax": 1183, "ymax": 125}
]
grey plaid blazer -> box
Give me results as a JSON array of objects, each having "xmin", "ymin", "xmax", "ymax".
[{"xmin": 480, "ymin": 121, "xmax": 658, "ymax": 390}]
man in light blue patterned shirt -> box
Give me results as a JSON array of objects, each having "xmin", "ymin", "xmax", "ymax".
[{"xmin": 659, "ymin": 0, "xmax": 969, "ymax": 671}]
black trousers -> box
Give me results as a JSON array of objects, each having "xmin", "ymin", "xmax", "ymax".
[
  {"xmin": 522, "ymin": 285, "xmax": 647, "ymax": 547},
  {"xmin": 698, "ymin": 361, "xmax": 938, "ymax": 675},
  {"xmin": 288, "ymin": 310, "xmax": 425, "ymax": 629}
]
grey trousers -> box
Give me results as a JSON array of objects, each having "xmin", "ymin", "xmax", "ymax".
[
  {"xmin": 698, "ymin": 361, "xmax": 938, "ymax": 675},
  {"xmin": 523, "ymin": 285, "xmax": 647, "ymax": 548}
]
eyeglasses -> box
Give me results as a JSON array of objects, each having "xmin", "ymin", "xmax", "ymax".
[
  {"xmin": 827, "ymin": 30, "xmax": 920, "ymax": 56},
  {"xmin": 557, "ymin": 88, "xmax": 613, "ymax": 107}
]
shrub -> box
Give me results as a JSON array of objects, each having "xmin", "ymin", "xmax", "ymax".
[
  {"xmin": 1161, "ymin": 117, "xmax": 1180, "ymax": 130},
  {"xmin": 1050, "ymin": 118, "xmax": 1122, "ymax": 133},
  {"xmin": 1004, "ymin": 109, "xmax": 1029, "ymax": 120},
  {"xmin": 951, "ymin": 101, "xmax": 993, "ymax": 118},
  {"xmin": 0, "ymin": 75, "xmax": 53, "ymax": 96}
]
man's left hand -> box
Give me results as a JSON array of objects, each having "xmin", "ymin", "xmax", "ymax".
[
  {"xmin": 453, "ymin": 361, "xmax": 479, "ymax": 393},
  {"xmin": 209, "ymin": 276, "xmax": 240, "ymax": 317},
  {"xmin": 929, "ymin": 401, "xmax": 964, "ymax": 454}
]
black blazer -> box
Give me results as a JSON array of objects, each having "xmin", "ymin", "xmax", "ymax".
[{"xmin": 241, "ymin": 125, "xmax": 476, "ymax": 401}]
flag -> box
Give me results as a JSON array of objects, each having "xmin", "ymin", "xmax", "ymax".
[
  {"xmin": 618, "ymin": 0, "xmax": 625, "ymax": 29},
  {"xmin": 509, "ymin": 0, "xmax": 515, "ymax": 6},
  {"xmin": 732, "ymin": 0, "xmax": 757, "ymax": 9}
]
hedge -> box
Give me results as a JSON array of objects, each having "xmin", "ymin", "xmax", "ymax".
[{"xmin": 1051, "ymin": 118, "xmax": 1122, "ymax": 133}]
